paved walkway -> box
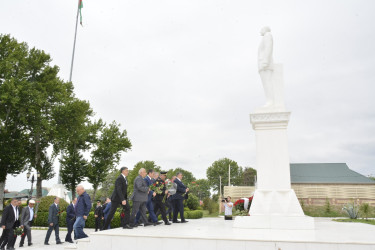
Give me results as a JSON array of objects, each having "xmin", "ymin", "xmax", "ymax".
[{"xmin": 0, "ymin": 227, "xmax": 95, "ymax": 250}]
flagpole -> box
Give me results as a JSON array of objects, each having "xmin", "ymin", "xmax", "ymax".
[
  {"xmin": 69, "ymin": 0, "xmax": 80, "ymax": 82},
  {"xmin": 58, "ymin": 0, "xmax": 80, "ymax": 185}
]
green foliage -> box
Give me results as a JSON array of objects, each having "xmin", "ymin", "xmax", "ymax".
[
  {"xmin": 241, "ymin": 167, "xmax": 257, "ymax": 186},
  {"xmin": 185, "ymin": 210, "xmax": 203, "ymax": 219},
  {"xmin": 333, "ymin": 218, "xmax": 375, "ymax": 226},
  {"xmin": 166, "ymin": 168, "xmax": 195, "ymax": 184},
  {"xmin": 87, "ymin": 121, "xmax": 132, "ymax": 200},
  {"xmin": 98, "ymin": 169, "xmax": 119, "ymax": 200},
  {"xmin": 203, "ymin": 197, "xmax": 218, "ymax": 214},
  {"xmin": 324, "ymin": 198, "xmax": 331, "ymax": 213},
  {"xmin": 302, "ymin": 204, "xmax": 346, "ymax": 217},
  {"xmin": 36, "ymin": 196, "xmax": 69, "ymax": 213},
  {"xmin": 206, "ymin": 158, "xmax": 243, "ymax": 195},
  {"xmin": 185, "ymin": 193, "xmax": 199, "ymax": 210},
  {"xmin": 359, "ymin": 203, "xmax": 371, "ymax": 220},
  {"xmin": 189, "ymin": 179, "xmax": 210, "ymax": 200},
  {"xmin": 343, "ymin": 202, "xmax": 359, "ymax": 219}
]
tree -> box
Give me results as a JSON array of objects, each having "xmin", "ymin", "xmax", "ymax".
[
  {"xmin": 189, "ymin": 179, "xmax": 210, "ymax": 200},
  {"xmin": 241, "ymin": 167, "xmax": 257, "ymax": 186},
  {"xmin": 99, "ymin": 169, "xmax": 120, "ymax": 200},
  {"xmin": 86, "ymin": 121, "xmax": 132, "ymax": 200},
  {"xmin": 206, "ymin": 158, "xmax": 243, "ymax": 195},
  {"xmin": 0, "ymin": 34, "xmax": 30, "ymax": 209},
  {"xmin": 54, "ymin": 98, "xmax": 96, "ymax": 199},
  {"xmin": 127, "ymin": 161, "xmax": 161, "ymax": 195},
  {"xmin": 14, "ymin": 43, "xmax": 74, "ymax": 198},
  {"xmin": 166, "ymin": 168, "xmax": 196, "ymax": 184}
]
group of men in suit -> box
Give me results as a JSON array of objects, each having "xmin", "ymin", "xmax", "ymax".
[
  {"xmin": 0, "ymin": 198, "xmax": 36, "ymax": 250},
  {"xmin": 103, "ymin": 166, "xmax": 190, "ymax": 230}
]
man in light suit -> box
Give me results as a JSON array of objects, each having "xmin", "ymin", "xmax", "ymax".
[
  {"xmin": 64, "ymin": 198, "xmax": 76, "ymax": 243},
  {"xmin": 172, "ymin": 172, "xmax": 189, "ymax": 223},
  {"xmin": 103, "ymin": 167, "xmax": 132, "ymax": 230},
  {"xmin": 44, "ymin": 197, "xmax": 63, "ymax": 245},
  {"xmin": 129, "ymin": 168, "xmax": 153, "ymax": 227},
  {"xmin": 19, "ymin": 200, "xmax": 36, "ymax": 247},
  {"xmin": 0, "ymin": 198, "xmax": 19, "ymax": 250},
  {"xmin": 135, "ymin": 169, "xmax": 162, "ymax": 225}
]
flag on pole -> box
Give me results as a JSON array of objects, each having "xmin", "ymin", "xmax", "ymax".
[{"xmin": 79, "ymin": 0, "xmax": 83, "ymax": 26}]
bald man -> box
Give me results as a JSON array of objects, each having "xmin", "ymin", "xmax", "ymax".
[{"xmin": 73, "ymin": 185, "xmax": 92, "ymax": 240}]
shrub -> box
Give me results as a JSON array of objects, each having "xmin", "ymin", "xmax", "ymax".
[
  {"xmin": 202, "ymin": 197, "xmax": 210, "ymax": 210},
  {"xmin": 185, "ymin": 194, "xmax": 199, "ymax": 210},
  {"xmin": 36, "ymin": 196, "xmax": 69, "ymax": 213},
  {"xmin": 342, "ymin": 202, "xmax": 359, "ymax": 219},
  {"xmin": 207, "ymin": 199, "xmax": 218, "ymax": 214},
  {"xmin": 324, "ymin": 198, "xmax": 331, "ymax": 214},
  {"xmin": 359, "ymin": 203, "xmax": 371, "ymax": 220},
  {"xmin": 185, "ymin": 210, "xmax": 203, "ymax": 219}
]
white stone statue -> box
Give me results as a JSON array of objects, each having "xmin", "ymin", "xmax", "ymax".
[{"xmin": 257, "ymin": 26, "xmax": 285, "ymax": 112}]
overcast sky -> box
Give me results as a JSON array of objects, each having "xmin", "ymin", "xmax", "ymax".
[{"xmin": 1, "ymin": 0, "xmax": 374, "ymax": 191}]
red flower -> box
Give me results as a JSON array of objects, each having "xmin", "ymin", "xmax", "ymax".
[
  {"xmin": 153, "ymin": 183, "xmax": 156, "ymax": 186},
  {"xmin": 191, "ymin": 182, "xmax": 196, "ymax": 184},
  {"xmin": 120, "ymin": 212, "xmax": 125, "ymax": 218}
]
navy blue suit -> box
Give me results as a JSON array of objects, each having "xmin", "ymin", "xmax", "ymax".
[
  {"xmin": 172, "ymin": 178, "xmax": 187, "ymax": 222},
  {"xmin": 65, "ymin": 203, "xmax": 75, "ymax": 242}
]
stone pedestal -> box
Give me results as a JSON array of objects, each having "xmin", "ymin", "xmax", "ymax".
[
  {"xmin": 233, "ymin": 112, "xmax": 314, "ymax": 232},
  {"xmin": 47, "ymin": 184, "xmax": 71, "ymax": 203}
]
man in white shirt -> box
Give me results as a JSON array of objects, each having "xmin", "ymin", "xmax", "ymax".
[
  {"xmin": 223, "ymin": 196, "xmax": 233, "ymax": 220},
  {"xmin": 19, "ymin": 200, "xmax": 36, "ymax": 247}
]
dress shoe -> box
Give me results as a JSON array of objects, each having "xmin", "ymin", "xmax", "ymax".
[
  {"xmin": 169, "ymin": 219, "xmax": 173, "ymax": 222},
  {"xmin": 173, "ymin": 220, "xmax": 181, "ymax": 223},
  {"xmin": 181, "ymin": 220, "xmax": 189, "ymax": 223},
  {"xmin": 44, "ymin": 243, "xmax": 49, "ymax": 245},
  {"xmin": 165, "ymin": 222, "xmax": 171, "ymax": 225},
  {"xmin": 130, "ymin": 224, "xmax": 138, "ymax": 228},
  {"xmin": 123, "ymin": 224, "xmax": 133, "ymax": 229},
  {"xmin": 144, "ymin": 223, "xmax": 153, "ymax": 227},
  {"xmin": 154, "ymin": 221, "xmax": 163, "ymax": 225},
  {"xmin": 19, "ymin": 243, "xmax": 24, "ymax": 247},
  {"xmin": 67, "ymin": 240, "xmax": 74, "ymax": 243},
  {"xmin": 136, "ymin": 223, "xmax": 143, "ymax": 227},
  {"xmin": 28, "ymin": 243, "xmax": 33, "ymax": 246},
  {"xmin": 56, "ymin": 241, "xmax": 64, "ymax": 244}
]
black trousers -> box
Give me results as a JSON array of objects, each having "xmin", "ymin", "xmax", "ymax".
[
  {"xmin": 172, "ymin": 199, "xmax": 185, "ymax": 222},
  {"xmin": 153, "ymin": 200, "xmax": 168, "ymax": 223},
  {"xmin": 65, "ymin": 219, "xmax": 75, "ymax": 242},
  {"xmin": 103, "ymin": 201, "xmax": 130, "ymax": 229},
  {"xmin": 95, "ymin": 218, "xmax": 102, "ymax": 232},
  {"xmin": 0, "ymin": 228, "xmax": 15, "ymax": 249}
]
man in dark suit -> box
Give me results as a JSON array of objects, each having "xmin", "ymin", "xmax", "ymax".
[
  {"xmin": 102, "ymin": 198, "xmax": 111, "ymax": 230},
  {"xmin": 64, "ymin": 198, "xmax": 77, "ymax": 243},
  {"xmin": 44, "ymin": 197, "xmax": 63, "ymax": 245},
  {"xmin": 0, "ymin": 198, "xmax": 19, "ymax": 250},
  {"xmin": 103, "ymin": 167, "xmax": 132, "ymax": 230},
  {"xmin": 153, "ymin": 171, "xmax": 171, "ymax": 225},
  {"xmin": 129, "ymin": 168, "xmax": 153, "ymax": 227},
  {"xmin": 94, "ymin": 200, "xmax": 103, "ymax": 231},
  {"xmin": 172, "ymin": 172, "xmax": 189, "ymax": 223},
  {"xmin": 19, "ymin": 199, "xmax": 36, "ymax": 247}
]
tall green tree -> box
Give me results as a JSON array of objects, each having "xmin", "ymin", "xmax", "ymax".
[
  {"xmin": 54, "ymin": 99, "xmax": 96, "ymax": 199},
  {"xmin": 86, "ymin": 121, "xmax": 132, "ymax": 200},
  {"xmin": 241, "ymin": 167, "xmax": 257, "ymax": 186},
  {"xmin": 0, "ymin": 34, "xmax": 30, "ymax": 209},
  {"xmin": 206, "ymin": 158, "xmax": 243, "ymax": 195}
]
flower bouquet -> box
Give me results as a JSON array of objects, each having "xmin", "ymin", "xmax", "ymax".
[{"xmin": 14, "ymin": 227, "xmax": 24, "ymax": 237}]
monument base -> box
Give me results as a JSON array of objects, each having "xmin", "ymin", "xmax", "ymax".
[{"xmin": 47, "ymin": 184, "xmax": 71, "ymax": 203}]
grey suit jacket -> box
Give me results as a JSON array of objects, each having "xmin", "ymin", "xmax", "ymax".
[
  {"xmin": 131, "ymin": 175, "xmax": 149, "ymax": 202},
  {"xmin": 47, "ymin": 203, "xmax": 60, "ymax": 225},
  {"xmin": 20, "ymin": 206, "xmax": 32, "ymax": 226}
]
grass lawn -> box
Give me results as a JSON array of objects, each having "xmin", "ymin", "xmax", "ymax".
[
  {"xmin": 333, "ymin": 218, "xmax": 375, "ymax": 226},
  {"xmin": 201, "ymin": 210, "xmax": 220, "ymax": 218}
]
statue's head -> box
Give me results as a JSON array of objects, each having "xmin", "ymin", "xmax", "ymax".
[{"xmin": 260, "ymin": 26, "xmax": 271, "ymax": 36}]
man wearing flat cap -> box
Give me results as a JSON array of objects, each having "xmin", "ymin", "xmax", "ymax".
[
  {"xmin": 19, "ymin": 200, "xmax": 37, "ymax": 247},
  {"xmin": 153, "ymin": 171, "xmax": 171, "ymax": 225}
]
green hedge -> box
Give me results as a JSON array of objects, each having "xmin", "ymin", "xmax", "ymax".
[
  {"xmin": 36, "ymin": 196, "xmax": 69, "ymax": 213},
  {"xmin": 33, "ymin": 211, "xmax": 123, "ymax": 228}
]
